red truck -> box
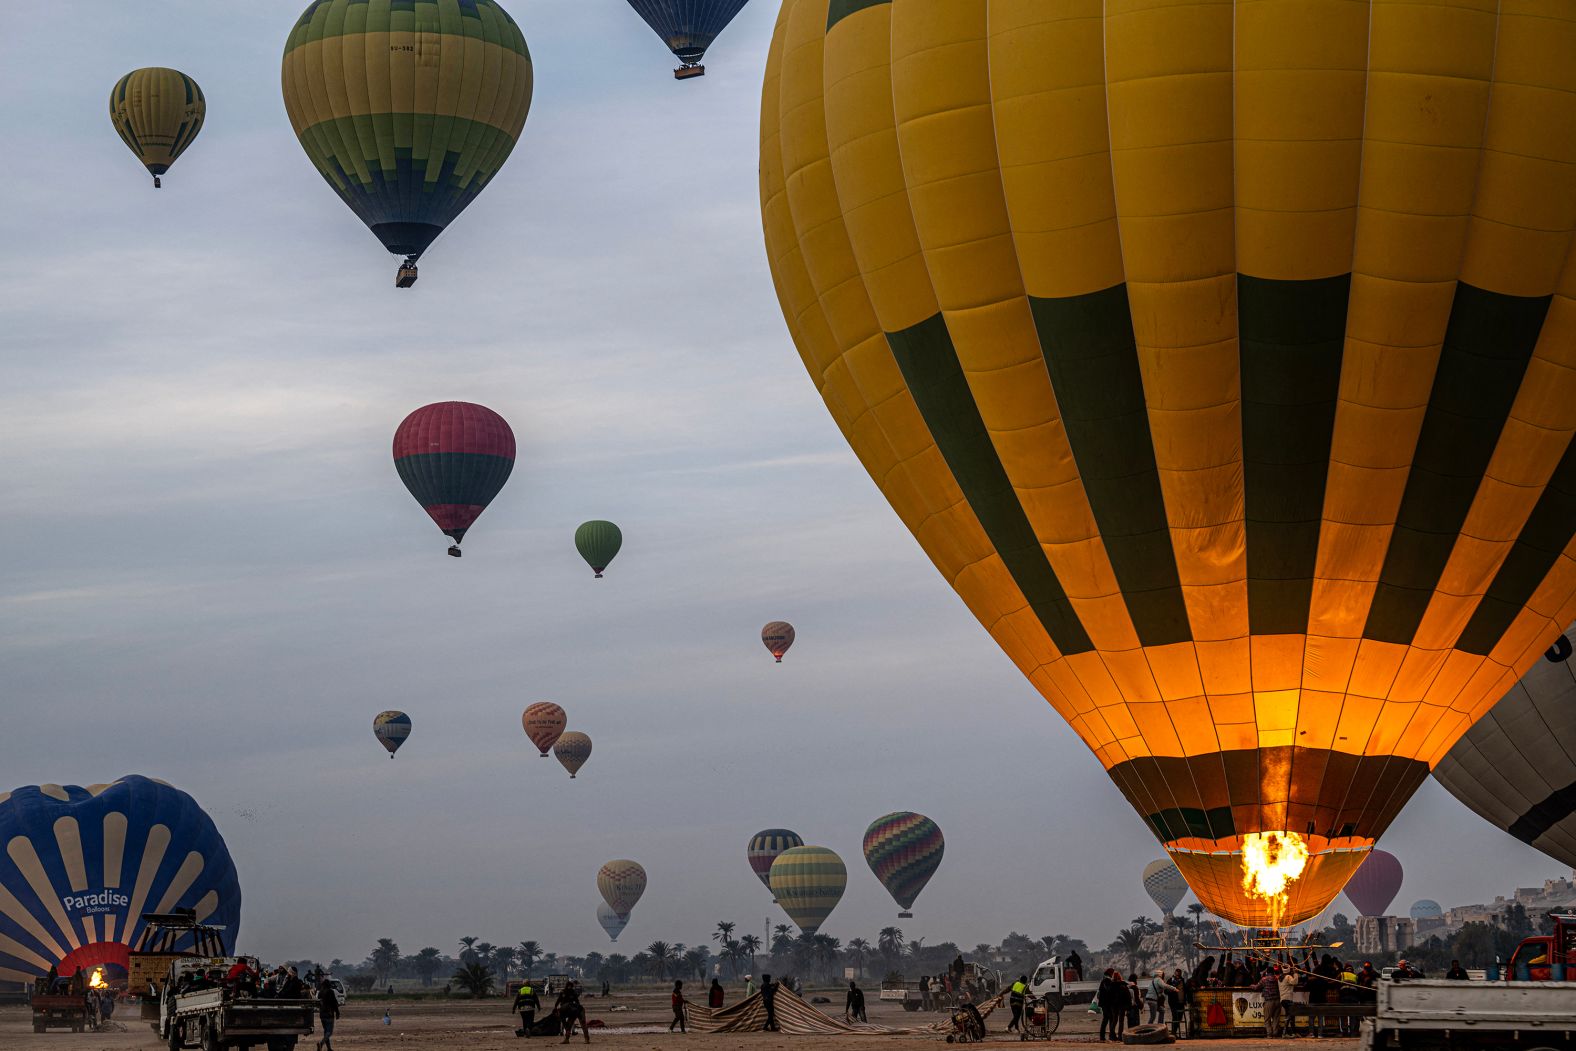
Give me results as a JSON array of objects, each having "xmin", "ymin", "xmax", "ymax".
[{"xmin": 1505, "ymin": 913, "xmax": 1576, "ymax": 980}]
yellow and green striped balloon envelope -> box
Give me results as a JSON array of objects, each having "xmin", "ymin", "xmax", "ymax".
[
  {"xmin": 281, "ymin": 0, "xmax": 534, "ymax": 272},
  {"xmin": 109, "ymin": 68, "xmax": 205, "ymax": 188},
  {"xmin": 768, "ymin": 845, "xmax": 846, "ymax": 935}
]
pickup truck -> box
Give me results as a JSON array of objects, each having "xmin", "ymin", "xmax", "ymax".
[
  {"xmin": 879, "ymin": 975, "xmax": 921, "ymax": 1011},
  {"xmin": 1361, "ymin": 978, "xmax": 1576, "ymax": 1051},
  {"xmin": 156, "ymin": 958, "xmax": 317, "ymax": 1051},
  {"xmin": 1028, "ymin": 956, "xmax": 1103, "ymax": 1008},
  {"xmin": 30, "ymin": 985, "xmax": 90, "ymax": 1033}
]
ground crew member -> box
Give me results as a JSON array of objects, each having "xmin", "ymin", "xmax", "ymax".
[
  {"xmin": 513, "ymin": 978, "xmax": 540, "ymax": 1037},
  {"xmin": 760, "ymin": 974, "xmax": 780, "ymax": 1031},
  {"xmin": 315, "ymin": 976, "xmax": 340, "ymax": 1051},
  {"xmin": 556, "ymin": 982, "xmax": 589, "ymax": 1044},
  {"xmin": 1008, "ymin": 975, "xmax": 1029, "ymax": 1032},
  {"xmin": 845, "ymin": 980, "xmax": 866, "ymax": 1023},
  {"xmin": 669, "ymin": 980, "xmax": 689, "ymax": 1033}
]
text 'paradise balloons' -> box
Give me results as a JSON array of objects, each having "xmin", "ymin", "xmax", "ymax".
[
  {"xmin": 1344, "ymin": 850, "xmax": 1403, "ymax": 918},
  {"xmin": 0, "ymin": 776, "xmax": 241, "ymax": 983},
  {"xmin": 281, "ymin": 0, "xmax": 534, "ymax": 284},
  {"xmin": 863, "ymin": 812, "xmax": 943, "ymax": 918},
  {"xmin": 109, "ymin": 68, "xmax": 205, "ymax": 188},
  {"xmin": 393, "ymin": 402, "xmax": 515, "ymax": 557},
  {"xmin": 554, "ymin": 732, "xmax": 592, "ymax": 779},
  {"xmin": 761, "ymin": 622, "xmax": 794, "ymax": 663},
  {"xmin": 1435, "ymin": 625, "xmax": 1576, "ymax": 867},
  {"xmin": 575, "ymin": 521, "xmax": 623, "ymax": 578},
  {"xmin": 596, "ymin": 902, "xmax": 628, "ymax": 943},
  {"xmin": 373, "ymin": 711, "xmax": 411, "ymax": 758},
  {"xmin": 597, "ymin": 860, "xmax": 647, "ymax": 919},
  {"xmin": 522, "ymin": 703, "xmax": 567, "ymax": 757},
  {"xmin": 768, "ymin": 845, "xmax": 845, "ymax": 935},
  {"xmin": 1142, "ymin": 859, "xmax": 1188, "ymax": 917},
  {"xmin": 760, "ymin": 0, "xmax": 1576, "ymax": 927},
  {"xmin": 624, "ymin": 0, "xmax": 752, "ymax": 77},
  {"xmin": 747, "ymin": 829, "xmax": 804, "ymax": 896}
]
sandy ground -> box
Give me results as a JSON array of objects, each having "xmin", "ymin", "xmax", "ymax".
[{"xmin": 0, "ymin": 993, "xmax": 1359, "ymax": 1051}]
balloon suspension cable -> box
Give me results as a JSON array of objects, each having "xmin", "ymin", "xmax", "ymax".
[{"xmin": 447, "ymin": 545, "xmax": 462, "ymax": 558}]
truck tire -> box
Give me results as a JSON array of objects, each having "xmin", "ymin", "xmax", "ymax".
[
  {"xmin": 202, "ymin": 1019, "xmax": 220, "ymax": 1051},
  {"xmin": 169, "ymin": 1021, "xmax": 183, "ymax": 1051},
  {"xmin": 903, "ymin": 1002, "xmax": 920, "ymax": 1012},
  {"xmin": 1122, "ymin": 1023, "xmax": 1174, "ymax": 1045},
  {"xmin": 32, "ymin": 1024, "xmax": 44, "ymax": 1034},
  {"xmin": 267, "ymin": 1039, "xmax": 297, "ymax": 1051}
]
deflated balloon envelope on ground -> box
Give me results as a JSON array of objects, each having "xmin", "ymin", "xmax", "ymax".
[
  {"xmin": 393, "ymin": 402, "xmax": 515, "ymax": 557},
  {"xmin": 862, "ymin": 812, "xmax": 942, "ymax": 918},
  {"xmin": 596, "ymin": 901, "xmax": 629, "ymax": 942},
  {"xmin": 554, "ymin": 731, "xmax": 592, "ymax": 779},
  {"xmin": 760, "ymin": 0, "xmax": 1576, "ymax": 927},
  {"xmin": 522, "ymin": 702, "xmax": 567, "ymax": 757},
  {"xmin": 0, "ymin": 776, "xmax": 241, "ymax": 984},
  {"xmin": 281, "ymin": 0, "xmax": 533, "ymax": 286},
  {"xmin": 623, "ymin": 0, "xmax": 752, "ymax": 79},
  {"xmin": 597, "ymin": 860, "xmax": 647, "ymax": 920},
  {"xmin": 109, "ymin": 68, "xmax": 205, "ymax": 188},
  {"xmin": 761, "ymin": 622, "xmax": 794, "ymax": 663},
  {"xmin": 747, "ymin": 828, "xmax": 803, "ymax": 898},
  {"xmin": 768, "ymin": 845, "xmax": 845, "ymax": 935},
  {"xmin": 1434, "ymin": 625, "xmax": 1576, "ymax": 867},
  {"xmin": 373, "ymin": 711, "xmax": 411, "ymax": 758},
  {"xmin": 575, "ymin": 521, "xmax": 623, "ymax": 578}
]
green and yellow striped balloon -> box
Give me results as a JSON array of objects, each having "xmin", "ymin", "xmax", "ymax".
[
  {"xmin": 767, "ymin": 845, "xmax": 846, "ymax": 935},
  {"xmin": 281, "ymin": 0, "xmax": 533, "ymax": 276},
  {"xmin": 109, "ymin": 68, "xmax": 206, "ymax": 188}
]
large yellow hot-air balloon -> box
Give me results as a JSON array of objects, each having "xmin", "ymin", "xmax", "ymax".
[
  {"xmin": 109, "ymin": 68, "xmax": 206, "ymax": 188},
  {"xmin": 760, "ymin": 0, "xmax": 1576, "ymax": 928},
  {"xmin": 281, "ymin": 0, "xmax": 534, "ymax": 287}
]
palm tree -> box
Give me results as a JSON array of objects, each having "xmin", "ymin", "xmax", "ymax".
[
  {"xmin": 451, "ymin": 961, "xmax": 496, "ymax": 998},
  {"xmin": 845, "ymin": 938, "xmax": 871, "ymax": 977},
  {"xmin": 492, "ymin": 946, "xmax": 517, "ymax": 984},
  {"xmin": 413, "ymin": 947, "xmax": 443, "ymax": 987},
  {"xmin": 474, "ymin": 941, "xmax": 495, "ymax": 967},
  {"xmin": 1186, "ymin": 903, "xmax": 1206, "ymax": 965},
  {"xmin": 878, "ymin": 927, "xmax": 905, "ymax": 967},
  {"xmin": 813, "ymin": 934, "xmax": 841, "ymax": 971},
  {"xmin": 459, "ymin": 936, "xmax": 480, "ymax": 964},
  {"xmin": 973, "ymin": 943, "xmax": 994, "ymax": 962},
  {"xmin": 906, "ymin": 938, "xmax": 926, "ymax": 969},
  {"xmin": 370, "ymin": 938, "xmax": 401, "ymax": 986},
  {"xmin": 714, "ymin": 921, "xmax": 736, "ymax": 950},
  {"xmin": 683, "ymin": 946, "xmax": 711, "ymax": 980},
  {"xmin": 646, "ymin": 941, "xmax": 674, "ymax": 979},
  {"xmin": 771, "ymin": 925, "xmax": 795, "ymax": 956},
  {"xmin": 1115, "ymin": 926, "xmax": 1146, "ymax": 974},
  {"xmin": 739, "ymin": 934, "xmax": 762, "ymax": 972},
  {"xmin": 518, "ymin": 941, "xmax": 541, "ymax": 976}
]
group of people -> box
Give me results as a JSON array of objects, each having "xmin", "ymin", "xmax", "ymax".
[
  {"xmin": 915, "ymin": 953, "xmax": 998, "ymax": 1011},
  {"xmin": 511, "ymin": 977, "xmax": 593, "ymax": 1043},
  {"xmin": 1094, "ymin": 967, "xmax": 1186, "ymax": 1041}
]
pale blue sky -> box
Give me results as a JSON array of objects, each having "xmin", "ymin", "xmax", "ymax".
[{"xmin": 0, "ymin": 0, "xmax": 1559, "ymax": 966}]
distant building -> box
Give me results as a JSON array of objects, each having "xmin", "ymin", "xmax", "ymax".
[{"xmin": 1355, "ymin": 916, "xmax": 1413, "ymax": 955}]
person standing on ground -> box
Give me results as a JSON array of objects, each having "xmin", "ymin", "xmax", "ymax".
[
  {"xmin": 513, "ymin": 977, "xmax": 540, "ymax": 1038},
  {"xmin": 919, "ymin": 974, "xmax": 932, "ymax": 1012},
  {"xmin": 1255, "ymin": 965, "xmax": 1283, "ymax": 1038},
  {"xmin": 708, "ymin": 978, "xmax": 725, "ymax": 1009},
  {"xmin": 1126, "ymin": 975, "xmax": 1142, "ymax": 1029},
  {"xmin": 745, "ymin": 974, "xmax": 755, "ymax": 998},
  {"xmin": 602, "ymin": 979, "xmax": 610, "ymax": 997},
  {"xmin": 1097, "ymin": 969, "xmax": 1126, "ymax": 1042},
  {"xmin": 315, "ymin": 975, "xmax": 340, "ymax": 1051},
  {"xmin": 556, "ymin": 982, "xmax": 589, "ymax": 1045},
  {"xmin": 1007, "ymin": 975, "xmax": 1028, "ymax": 1032},
  {"xmin": 1166, "ymin": 970, "xmax": 1185, "ymax": 1036},
  {"xmin": 669, "ymin": 980, "xmax": 688, "ymax": 1033},
  {"xmin": 760, "ymin": 974, "xmax": 780, "ymax": 1031},
  {"xmin": 1445, "ymin": 960, "xmax": 1469, "ymax": 980},
  {"xmin": 1147, "ymin": 971, "xmax": 1172, "ymax": 1025},
  {"xmin": 845, "ymin": 980, "xmax": 866, "ymax": 1023},
  {"xmin": 1278, "ymin": 964, "xmax": 1298, "ymax": 1035}
]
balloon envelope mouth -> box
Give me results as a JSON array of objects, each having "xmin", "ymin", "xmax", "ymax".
[
  {"xmin": 55, "ymin": 943, "xmax": 131, "ymax": 979},
  {"xmin": 371, "ymin": 221, "xmax": 444, "ymax": 259},
  {"xmin": 1166, "ymin": 839, "xmax": 1371, "ymax": 927}
]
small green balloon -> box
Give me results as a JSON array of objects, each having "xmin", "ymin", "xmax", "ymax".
[{"xmin": 575, "ymin": 520, "xmax": 623, "ymax": 578}]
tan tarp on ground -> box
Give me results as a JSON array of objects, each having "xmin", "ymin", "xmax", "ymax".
[{"xmin": 686, "ymin": 987, "xmax": 1008, "ymax": 1036}]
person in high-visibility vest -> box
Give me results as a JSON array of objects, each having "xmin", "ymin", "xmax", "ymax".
[
  {"xmin": 1008, "ymin": 975, "xmax": 1029, "ymax": 1032},
  {"xmin": 512, "ymin": 979, "xmax": 540, "ymax": 1037}
]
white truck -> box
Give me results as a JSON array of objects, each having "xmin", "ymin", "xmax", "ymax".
[
  {"xmin": 1028, "ymin": 956, "xmax": 1104, "ymax": 1008},
  {"xmin": 1361, "ymin": 978, "xmax": 1576, "ymax": 1051},
  {"xmin": 155, "ymin": 957, "xmax": 317, "ymax": 1051}
]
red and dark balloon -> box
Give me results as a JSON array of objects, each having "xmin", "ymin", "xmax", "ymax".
[{"xmin": 392, "ymin": 402, "xmax": 515, "ymax": 556}]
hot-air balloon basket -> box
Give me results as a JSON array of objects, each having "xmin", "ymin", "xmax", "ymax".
[
  {"xmin": 594, "ymin": 570, "xmax": 604, "ymax": 578},
  {"xmin": 448, "ymin": 545, "xmax": 462, "ymax": 558},
  {"xmin": 396, "ymin": 259, "xmax": 419, "ymax": 288},
  {"xmin": 153, "ymin": 176, "xmax": 162, "ymax": 189},
  {"xmin": 674, "ymin": 64, "xmax": 705, "ymax": 80},
  {"xmin": 899, "ymin": 911, "xmax": 913, "ymax": 919}
]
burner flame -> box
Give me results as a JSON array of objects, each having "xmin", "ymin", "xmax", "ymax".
[{"xmin": 1240, "ymin": 831, "xmax": 1310, "ymax": 929}]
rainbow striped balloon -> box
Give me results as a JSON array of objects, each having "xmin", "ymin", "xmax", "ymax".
[
  {"xmin": 0, "ymin": 776, "xmax": 240, "ymax": 984},
  {"xmin": 768, "ymin": 846, "xmax": 846, "ymax": 935},
  {"xmin": 746, "ymin": 829, "xmax": 804, "ymax": 894},
  {"xmin": 862, "ymin": 812, "xmax": 943, "ymax": 917}
]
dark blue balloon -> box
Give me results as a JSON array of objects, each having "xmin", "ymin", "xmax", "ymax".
[
  {"xmin": 625, "ymin": 0, "xmax": 752, "ymax": 68},
  {"xmin": 0, "ymin": 775, "xmax": 241, "ymax": 984}
]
